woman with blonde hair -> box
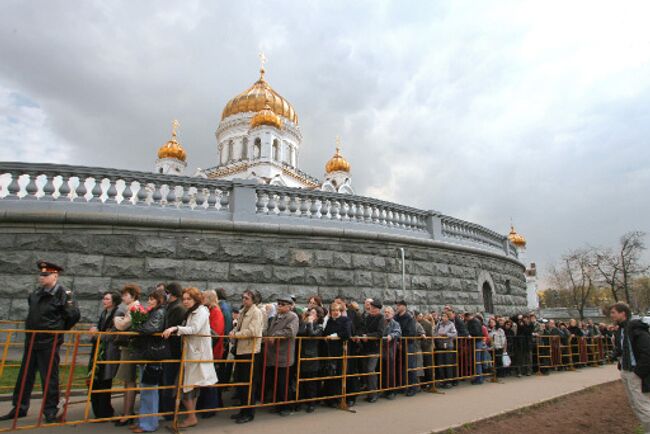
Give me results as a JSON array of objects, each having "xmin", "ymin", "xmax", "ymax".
[{"xmin": 162, "ymin": 288, "xmax": 217, "ymax": 428}]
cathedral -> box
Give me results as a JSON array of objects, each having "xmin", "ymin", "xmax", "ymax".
[{"xmin": 154, "ymin": 55, "xmax": 354, "ymax": 194}]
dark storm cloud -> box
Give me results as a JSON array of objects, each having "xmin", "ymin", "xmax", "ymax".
[{"xmin": 1, "ymin": 0, "xmax": 649, "ymax": 280}]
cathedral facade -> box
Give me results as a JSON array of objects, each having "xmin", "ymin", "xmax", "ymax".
[{"xmin": 154, "ymin": 59, "xmax": 354, "ymax": 194}]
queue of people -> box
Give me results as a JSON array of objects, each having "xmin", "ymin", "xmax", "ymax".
[{"xmin": 0, "ymin": 263, "xmax": 616, "ymax": 431}]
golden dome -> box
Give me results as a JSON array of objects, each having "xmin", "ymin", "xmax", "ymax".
[
  {"xmin": 250, "ymin": 103, "xmax": 282, "ymax": 129},
  {"xmin": 508, "ymin": 225, "xmax": 527, "ymax": 248},
  {"xmin": 157, "ymin": 120, "xmax": 187, "ymax": 162},
  {"xmin": 325, "ymin": 147, "xmax": 351, "ymax": 173},
  {"xmin": 221, "ymin": 67, "xmax": 298, "ymax": 124}
]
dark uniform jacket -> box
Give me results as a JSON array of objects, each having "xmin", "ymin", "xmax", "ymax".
[
  {"xmin": 25, "ymin": 282, "xmax": 80, "ymax": 349},
  {"xmin": 615, "ymin": 320, "xmax": 650, "ymax": 393}
]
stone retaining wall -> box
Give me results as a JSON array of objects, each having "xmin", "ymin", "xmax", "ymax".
[{"xmin": 0, "ymin": 224, "xmax": 527, "ymax": 322}]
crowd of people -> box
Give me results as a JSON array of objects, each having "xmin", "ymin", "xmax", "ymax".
[
  {"xmin": 81, "ymin": 282, "xmax": 615, "ymax": 429},
  {"xmin": 0, "ymin": 261, "xmax": 615, "ymax": 432}
]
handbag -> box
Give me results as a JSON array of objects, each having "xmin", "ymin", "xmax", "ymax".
[
  {"xmin": 502, "ymin": 352, "xmax": 512, "ymax": 368},
  {"xmin": 143, "ymin": 338, "xmax": 171, "ymax": 361},
  {"xmin": 142, "ymin": 363, "xmax": 163, "ymax": 385}
]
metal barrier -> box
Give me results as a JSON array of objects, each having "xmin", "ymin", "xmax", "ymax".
[
  {"xmin": 0, "ymin": 329, "xmax": 609, "ymax": 433},
  {"xmin": 534, "ymin": 335, "xmax": 611, "ymax": 374}
]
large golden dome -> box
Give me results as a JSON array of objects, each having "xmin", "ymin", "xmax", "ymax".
[
  {"xmin": 157, "ymin": 120, "xmax": 187, "ymax": 162},
  {"xmin": 221, "ymin": 67, "xmax": 298, "ymax": 124},
  {"xmin": 325, "ymin": 147, "xmax": 351, "ymax": 173},
  {"xmin": 508, "ymin": 225, "xmax": 527, "ymax": 248}
]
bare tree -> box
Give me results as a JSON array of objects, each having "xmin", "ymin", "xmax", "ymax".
[
  {"xmin": 592, "ymin": 231, "xmax": 648, "ymax": 310},
  {"xmin": 620, "ymin": 231, "xmax": 649, "ymax": 309},
  {"xmin": 549, "ymin": 249, "xmax": 596, "ymax": 320},
  {"xmin": 594, "ymin": 246, "xmax": 622, "ymax": 301}
]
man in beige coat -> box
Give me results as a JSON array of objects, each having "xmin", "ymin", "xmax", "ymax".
[
  {"xmin": 229, "ymin": 289, "xmax": 264, "ymax": 424},
  {"xmin": 265, "ymin": 295, "xmax": 299, "ymax": 416}
]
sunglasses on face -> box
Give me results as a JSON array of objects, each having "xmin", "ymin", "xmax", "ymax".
[
  {"xmin": 39, "ymin": 272, "xmax": 52, "ymax": 277},
  {"xmin": 278, "ymin": 302, "xmax": 290, "ymax": 307},
  {"xmin": 242, "ymin": 295, "xmax": 251, "ymax": 300}
]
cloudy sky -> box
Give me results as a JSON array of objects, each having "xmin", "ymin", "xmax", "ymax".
[{"xmin": 1, "ymin": 0, "xmax": 649, "ymax": 281}]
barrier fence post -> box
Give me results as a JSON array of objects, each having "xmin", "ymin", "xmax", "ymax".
[
  {"xmin": 61, "ymin": 333, "xmax": 80, "ymax": 422},
  {"xmin": 378, "ymin": 337, "xmax": 383, "ymax": 397},
  {"xmin": 83, "ymin": 331, "xmax": 102, "ymax": 421},
  {"xmin": 491, "ymin": 346, "xmax": 497, "ymax": 383},
  {"xmin": 295, "ymin": 337, "xmax": 302, "ymax": 402},
  {"xmin": 428, "ymin": 337, "xmax": 437, "ymax": 393},
  {"xmin": 339, "ymin": 340, "xmax": 348, "ymax": 411},
  {"xmin": 247, "ymin": 337, "xmax": 256, "ymax": 406},
  {"xmin": 171, "ymin": 336, "xmax": 187, "ymax": 434},
  {"xmin": 0, "ymin": 330, "xmax": 13, "ymax": 377}
]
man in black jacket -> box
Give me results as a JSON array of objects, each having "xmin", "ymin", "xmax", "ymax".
[
  {"xmin": 395, "ymin": 301, "xmax": 418, "ymax": 396},
  {"xmin": 0, "ymin": 261, "xmax": 80, "ymax": 423},
  {"xmin": 361, "ymin": 300, "xmax": 384, "ymax": 403},
  {"xmin": 159, "ymin": 282, "xmax": 186, "ymax": 419},
  {"xmin": 611, "ymin": 302, "xmax": 650, "ymax": 432}
]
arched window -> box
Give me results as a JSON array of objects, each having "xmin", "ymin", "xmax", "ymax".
[
  {"xmin": 482, "ymin": 281, "xmax": 494, "ymax": 313},
  {"xmin": 219, "ymin": 144, "xmax": 225, "ymax": 165},
  {"xmin": 241, "ymin": 138, "xmax": 248, "ymax": 159},
  {"xmin": 228, "ymin": 140, "xmax": 234, "ymax": 162},
  {"xmin": 254, "ymin": 138, "xmax": 261, "ymax": 159},
  {"xmin": 272, "ymin": 139, "xmax": 280, "ymax": 162}
]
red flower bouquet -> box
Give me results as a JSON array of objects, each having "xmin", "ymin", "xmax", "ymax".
[{"xmin": 129, "ymin": 303, "xmax": 150, "ymax": 328}]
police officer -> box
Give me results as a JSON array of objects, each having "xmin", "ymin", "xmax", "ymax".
[{"xmin": 0, "ymin": 261, "xmax": 80, "ymax": 423}]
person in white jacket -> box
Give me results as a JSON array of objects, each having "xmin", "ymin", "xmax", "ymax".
[{"xmin": 163, "ymin": 287, "xmax": 218, "ymax": 428}]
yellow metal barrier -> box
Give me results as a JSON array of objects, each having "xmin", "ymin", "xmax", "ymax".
[{"xmin": 0, "ymin": 328, "xmax": 610, "ymax": 433}]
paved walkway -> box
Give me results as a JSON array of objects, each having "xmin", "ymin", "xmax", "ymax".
[{"xmin": 0, "ymin": 365, "xmax": 620, "ymax": 434}]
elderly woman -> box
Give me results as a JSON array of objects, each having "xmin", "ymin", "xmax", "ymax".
[
  {"xmin": 162, "ymin": 288, "xmax": 218, "ymax": 429},
  {"xmin": 434, "ymin": 312, "xmax": 457, "ymax": 388},
  {"xmin": 113, "ymin": 284, "xmax": 142, "ymax": 426},
  {"xmin": 381, "ymin": 306, "xmax": 402, "ymax": 399},
  {"xmin": 88, "ymin": 291, "xmax": 121, "ymax": 419}
]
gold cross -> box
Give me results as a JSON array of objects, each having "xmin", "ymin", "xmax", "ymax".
[
  {"xmin": 259, "ymin": 51, "xmax": 267, "ymax": 76},
  {"xmin": 335, "ymin": 135, "xmax": 342, "ymax": 153},
  {"xmin": 171, "ymin": 119, "xmax": 180, "ymax": 137}
]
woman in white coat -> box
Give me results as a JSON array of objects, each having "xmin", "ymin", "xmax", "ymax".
[{"xmin": 163, "ymin": 287, "xmax": 217, "ymax": 428}]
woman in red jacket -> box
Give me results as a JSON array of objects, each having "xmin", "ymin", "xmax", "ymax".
[{"xmin": 196, "ymin": 290, "xmax": 224, "ymax": 417}]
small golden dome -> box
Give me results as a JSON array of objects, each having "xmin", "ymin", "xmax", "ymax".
[
  {"xmin": 250, "ymin": 103, "xmax": 282, "ymax": 129},
  {"xmin": 508, "ymin": 225, "xmax": 527, "ymax": 248},
  {"xmin": 325, "ymin": 147, "xmax": 351, "ymax": 173},
  {"xmin": 221, "ymin": 67, "xmax": 298, "ymax": 124},
  {"xmin": 157, "ymin": 120, "xmax": 187, "ymax": 162}
]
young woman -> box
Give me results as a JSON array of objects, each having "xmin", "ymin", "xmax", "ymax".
[
  {"xmin": 131, "ymin": 289, "xmax": 167, "ymax": 433},
  {"xmin": 487, "ymin": 317, "xmax": 507, "ymax": 378},
  {"xmin": 113, "ymin": 284, "xmax": 142, "ymax": 426},
  {"xmin": 162, "ymin": 288, "xmax": 218, "ymax": 428},
  {"xmin": 297, "ymin": 306, "xmax": 324, "ymax": 412},
  {"xmin": 88, "ymin": 291, "xmax": 121, "ymax": 419}
]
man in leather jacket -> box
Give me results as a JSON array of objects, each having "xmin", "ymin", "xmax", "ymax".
[
  {"xmin": 1, "ymin": 261, "xmax": 80, "ymax": 423},
  {"xmin": 611, "ymin": 302, "xmax": 650, "ymax": 433}
]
